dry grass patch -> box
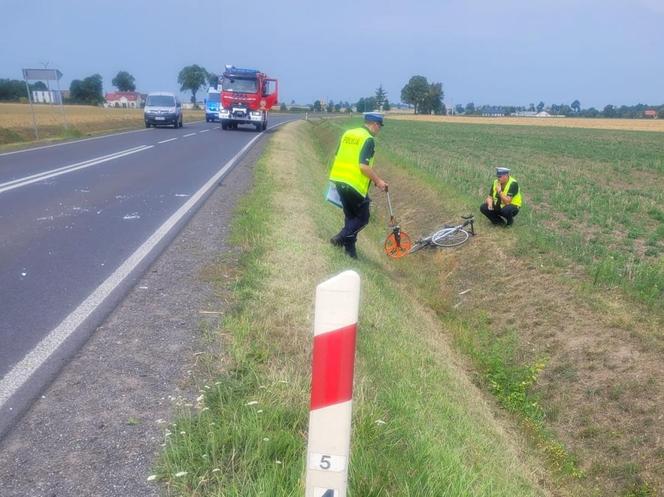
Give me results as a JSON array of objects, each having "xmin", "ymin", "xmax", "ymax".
[
  {"xmin": 0, "ymin": 102, "xmax": 203, "ymax": 146},
  {"xmin": 388, "ymin": 113, "xmax": 664, "ymax": 133}
]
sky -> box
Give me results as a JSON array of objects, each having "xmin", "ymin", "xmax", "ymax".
[{"xmin": 1, "ymin": 0, "xmax": 663, "ymax": 109}]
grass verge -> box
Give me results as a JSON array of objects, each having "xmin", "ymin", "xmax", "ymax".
[{"xmin": 151, "ymin": 121, "xmax": 551, "ymax": 496}]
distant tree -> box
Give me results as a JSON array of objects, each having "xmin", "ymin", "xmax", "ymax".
[
  {"xmin": 178, "ymin": 64, "xmax": 208, "ymax": 106},
  {"xmin": 465, "ymin": 102, "xmax": 476, "ymax": 114},
  {"xmin": 423, "ymin": 82, "xmax": 444, "ymax": 114},
  {"xmin": 334, "ymin": 103, "xmax": 341, "ymax": 112},
  {"xmin": 313, "ymin": 100, "xmax": 322, "ymax": 112},
  {"xmin": 603, "ymin": 104, "xmax": 616, "ymax": 118},
  {"xmin": 571, "ymin": 99, "xmax": 581, "ymax": 113},
  {"xmin": 31, "ymin": 81, "xmax": 48, "ymax": 91},
  {"xmin": 559, "ymin": 104, "xmax": 572, "ymax": 116},
  {"xmin": 401, "ymin": 75, "xmax": 429, "ymax": 114},
  {"xmin": 528, "ymin": 103, "xmax": 535, "ymax": 112},
  {"xmin": 112, "ymin": 71, "xmax": 136, "ymax": 92},
  {"xmin": 327, "ymin": 100, "xmax": 334, "ymax": 113},
  {"xmin": 536, "ymin": 101, "xmax": 545, "ymax": 113},
  {"xmin": 658, "ymin": 106, "xmax": 664, "ymax": 119},
  {"xmin": 375, "ymin": 83, "xmax": 387, "ymax": 110},
  {"xmin": 70, "ymin": 74, "xmax": 104, "ymax": 105},
  {"xmin": 581, "ymin": 107, "xmax": 600, "ymax": 118},
  {"xmin": 355, "ymin": 98, "xmax": 366, "ymax": 113},
  {"xmin": 0, "ymin": 79, "xmax": 27, "ymax": 101},
  {"xmin": 455, "ymin": 103, "xmax": 465, "ymax": 114},
  {"xmin": 550, "ymin": 104, "xmax": 560, "ymax": 115},
  {"xmin": 383, "ymin": 99, "xmax": 391, "ymax": 111},
  {"xmin": 207, "ymin": 72, "xmax": 219, "ymax": 88},
  {"xmin": 280, "ymin": 102, "xmax": 287, "ymax": 112}
]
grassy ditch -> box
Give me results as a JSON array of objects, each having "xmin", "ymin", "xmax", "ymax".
[
  {"xmin": 307, "ymin": 118, "xmax": 663, "ymax": 496},
  {"xmin": 151, "ymin": 121, "xmax": 551, "ymax": 496}
]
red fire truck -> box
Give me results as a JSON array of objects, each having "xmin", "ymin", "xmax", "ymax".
[{"xmin": 218, "ymin": 65, "xmax": 278, "ymax": 131}]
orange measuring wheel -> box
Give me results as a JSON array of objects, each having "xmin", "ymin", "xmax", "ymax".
[
  {"xmin": 383, "ymin": 188, "xmax": 412, "ymax": 258},
  {"xmin": 384, "ymin": 227, "xmax": 412, "ymax": 258}
]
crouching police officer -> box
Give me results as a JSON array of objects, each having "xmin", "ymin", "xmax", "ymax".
[
  {"xmin": 480, "ymin": 167, "xmax": 522, "ymax": 226},
  {"xmin": 329, "ymin": 112, "xmax": 388, "ymax": 258}
]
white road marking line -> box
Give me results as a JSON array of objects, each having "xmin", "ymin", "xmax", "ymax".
[
  {"xmin": 0, "ymin": 145, "xmax": 153, "ymax": 195},
  {"xmin": 199, "ymin": 129, "xmax": 210, "ymax": 133},
  {"xmin": 0, "ymin": 145, "xmax": 146, "ymax": 189},
  {"xmin": 183, "ymin": 133, "xmax": 196, "ymax": 137},
  {"xmin": 158, "ymin": 138, "xmax": 178, "ymax": 144},
  {"xmin": 0, "ymin": 127, "xmax": 276, "ymax": 409}
]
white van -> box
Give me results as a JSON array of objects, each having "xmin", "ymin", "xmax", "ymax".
[{"xmin": 144, "ymin": 92, "xmax": 183, "ymax": 128}]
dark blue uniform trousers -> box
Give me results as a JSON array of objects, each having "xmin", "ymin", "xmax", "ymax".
[
  {"xmin": 334, "ymin": 182, "xmax": 370, "ymax": 257},
  {"xmin": 480, "ymin": 202, "xmax": 519, "ymax": 226}
]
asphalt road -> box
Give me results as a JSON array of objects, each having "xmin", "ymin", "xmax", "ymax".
[{"xmin": 0, "ymin": 115, "xmax": 297, "ymax": 439}]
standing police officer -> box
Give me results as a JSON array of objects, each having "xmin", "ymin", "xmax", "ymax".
[
  {"xmin": 329, "ymin": 113, "xmax": 389, "ymax": 258},
  {"xmin": 480, "ymin": 167, "xmax": 522, "ymax": 226}
]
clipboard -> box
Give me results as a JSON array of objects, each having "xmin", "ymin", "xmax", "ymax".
[{"xmin": 325, "ymin": 182, "xmax": 343, "ymax": 208}]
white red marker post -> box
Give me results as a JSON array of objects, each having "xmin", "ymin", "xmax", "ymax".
[{"xmin": 305, "ymin": 270, "xmax": 361, "ymax": 497}]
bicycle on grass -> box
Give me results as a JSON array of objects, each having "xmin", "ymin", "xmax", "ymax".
[{"xmin": 408, "ymin": 215, "xmax": 475, "ymax": 254}]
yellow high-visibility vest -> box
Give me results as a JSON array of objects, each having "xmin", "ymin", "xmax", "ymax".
[
  {"xmin": 492, "ymin": 176, "xmax": 522, "ymax": 207},
  {"xmin": 329, "ymin": 127, "xmax": 374, "ymax": 197}
]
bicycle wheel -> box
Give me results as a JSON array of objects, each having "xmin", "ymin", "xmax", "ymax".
[{"xmin": 431, "ymin": 228, "xmax": 469, "ymax": 247}]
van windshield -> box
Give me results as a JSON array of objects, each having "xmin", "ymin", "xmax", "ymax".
[
  {"xmin": 146, "ymin": 95, "xmax": 175, "ymax": 106},
  {"xmin": 207, "ymin": 92, "xmax": 220, "ymax": 103},
  {"xmin": 221, "ymin": 77, "xmax": 257, "ymax": 93}
]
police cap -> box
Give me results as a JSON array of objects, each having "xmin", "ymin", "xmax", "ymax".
[{"xmin": 364, "ymin": 112, "xmax": 384, "ymax": 126}]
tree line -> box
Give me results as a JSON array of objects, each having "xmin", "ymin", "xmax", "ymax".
[
  {"xmin": 455, "ymin": 100, "xmax": 664, "ymax": 119},
  {"xmin": 0, "ymin": 65, "xmax": 217, "ymax": 106},
  {"xmin": 306, "ymin": 76, "xmax": 446, "ymax": 115},
  {"xmin": 2, "ymin": 68, "xmax": 662, "ymax": 119}
]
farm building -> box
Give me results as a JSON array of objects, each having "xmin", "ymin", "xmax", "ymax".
[
  {"xmin": 481, "ymin": 106, "xmax": 505, "ymax": 117},
  {"xmin": 104, "ymin": 91, "xmax": 145, "ymax": 108},
  {"xmin": 644, "ymin": 109, "xmax": 657, "ymax": 118}
]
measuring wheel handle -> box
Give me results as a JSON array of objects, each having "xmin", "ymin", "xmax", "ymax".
[{"xmin": 383, "ymin": 187, "xmax": 413, "ymax": 258}]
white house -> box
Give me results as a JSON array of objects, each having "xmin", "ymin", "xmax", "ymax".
[{"xmin": 104, "ymin": 91, "xmax": 145, "ymax": 108}]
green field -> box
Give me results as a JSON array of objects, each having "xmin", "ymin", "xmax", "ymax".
[
  {"xmin": 153, "ymin": 119, "xmax": 664, "ymax": 497},
  {"xmin": 378, "ymin": 121, "xmax": 664, "ymax": 305}
]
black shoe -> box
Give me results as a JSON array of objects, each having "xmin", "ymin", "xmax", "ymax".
[
  {"xmin": 330, "ymin": 234, "xmax": 343, "ymax": 247},
  {"xmin": 344, "ymin": 245, "xmax": 358, "ymax": 259}
]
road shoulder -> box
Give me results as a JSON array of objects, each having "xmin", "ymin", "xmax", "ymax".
[{"xmin": 0, "ymin": 134, "xmax": 267, "ymax": 497}]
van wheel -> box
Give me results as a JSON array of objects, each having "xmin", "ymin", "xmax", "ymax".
[{"xmin": 179, "ymin": 117, "xmax": 183, "ymax": 128}]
